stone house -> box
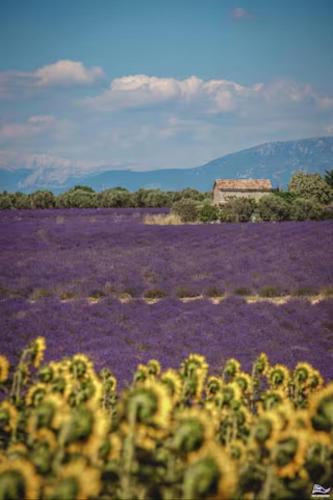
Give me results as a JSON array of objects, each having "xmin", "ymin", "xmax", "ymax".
[{"xmin": 213, "ymin": 179, "xmax": 272, "ymax": 204}]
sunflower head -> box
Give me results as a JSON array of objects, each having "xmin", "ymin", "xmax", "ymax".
[
  {"xmin": 31, "ymin": 337, "xmax": 46, "ymax": 368},
  {"xmin": 206, "ymin": 376, "xmax": 222, "ymax": 398},
  {"xmin": 0, "ymin": 401, "xmax": 18, "ymax": 432},
  {"xmin": 124, "ymin": 379, "xmax": 172, "ymax": 429},
  {"xmin": 69, "ymin": 354, "xmax": 93, "ymax": 379},
  {"xmin": 64, "ymin": 407, "xmax": 94, "ymax": 445},
  {"xmin": 46, "ymin": 459, "xmax": 101, "ymax": 499},
  {"xmin": 253, "ymin": 353, "xmax": 269, "ymax": 376},
  {"xmin": 223, "ymin": 358, "xmax": 241, "ymax": 380},
  {"xmin": 133, "ymin": 364, "xmax": 149, "ymax": 384},
  {"xmin": 25, "ymin": 383, "xmax": 47, "ymax": 407},
  {"xmin": 309, "ymin": 383, "xmax": 333, "ymax": 432},
  {"xmin": 181, "ymin": 354, "xmax": 208, "ymax": 378},
  {"xmin": 0, "ymin": 355, "xmax": 10, "ymax": 383},
  {"xmin": 172, "ymin": 409, "xmax": 215, "ymax": 455},
  {"xmin": 272, "ymin": 430, "xmax": 308, "ymax": 478},
  {"xmin": 293, "ymin": 362, "xmax": 314, "ymax": 385},
  {"xmin": 0, "ymin": 459, "xmax": 41, "ymax": 500},
  {"xmin": 219, "ymin": 382, "xmax": 242, "ymax": 408},
  {"xmin": 253, "ymin": 411, "xmax": 283, "ymax": 448},
  {"xmin": 38, "ymin": 364, "xmax": 55, "ymax": 384},
  {"xmin": 268, "ymin": 364, "xmax": 290, "ymax": 390},
  {"xmin": 235, "ymin": 372, "xmax": 253, "ymax": 396},
  {"xmin": 147, "ymin": 359, "xmax": 161, "ymax": 377},
  {"xmin": 160, "ymin": 369, "xmax": 182, "ymax": 404},
  {"xmin": 183, "ymin": 442, "xmax": 236, "ymax": 500}
]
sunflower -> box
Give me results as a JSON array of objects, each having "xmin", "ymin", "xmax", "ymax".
[
  {"xmin": 0, "ymin": 401, "xmax": 18, "ymax": 432},
  {"xmin": 219, "ymin": 382, "xmax": 242, "ymax": 408},
  {"xmin": 25, "ymin": 382, "xmax": 48, "ymax": 407},
  {"xmin": 133, "ymin": 364, "xmax": 149, "ymax": 384},
  {"xmin": 123, "ymin": 379, "xmax": 172, "ymax": 429},
  {"xmin": 147, "ymin": 359, "xmax": 161, "ymax": 377},
  {"xmin": 48, "ymin": 458, "xmax": 101, "ymax": 499},
  {"xmin": 32, "ymin": 337, "xmax": 46, "ymax": 368},
  {"xmin": 309, "ymin": 382, "xmax": 333, "ymax": 432},
  {"xmin": 181, "ymin": 354, "xmax": 209, "ymax": 378},
  {"xmin": 183, "ymin": 441, "xmax": 237, "ymax": 500},
  {"xmin": 206, "ymin": 376, "xmax": 223, "ymax": 398},
  {"xmin": 32, "ymin": 428, "xmax": 58, "ymax": 452},
  {"xmin": 69, "ymin": 354, "xmax": 94, "ymax": 379},
  {"xmin": 252, "ymin": 410, "xmax": 284, "ymax": 450},
  {"xmin": 172, "ymin": 408, "xmax": 216, "ymax": 455},
  {"xmin": 253, "ymin": 352, "xmax": 269, "ymax": 376},
  {"xmin": 68, "ymin": 409, "xmax": 110, "ymax": 464},
  {"xmin": 0, "ymin": 355, "xmax": 10, "ymax": 383},
  {"xmin": 271, "ymin": 430, "xmax": 309, "ymax": 478},
  {"xmin": 267, "ymin": 364, "xmax": 290, "ymax": 391},
  {"xmin": 234, "ymin": 372, "xmax": 253, "ymax": 397},
  {"xmin": 0, "ymin": 458, "xmax": 41, "ymax": 500},
  {"xmin": 223, "ymin": 358, "xmax": 241, "ymax": 380},
  {"xmin": 293, "ymin": 362, "xmax": 315, "ymax": 385},
  {"xmin": 256, "ymin": 389, "xmax": 285, "ymax": 414},
  {"xmin": 161, "ymin": 369, "xmax": 183, "ymax": 404}
]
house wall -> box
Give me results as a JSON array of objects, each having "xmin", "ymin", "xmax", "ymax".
[{"xmin": 213, "ymin": 188, "xmax": 271, "ymax": 204}]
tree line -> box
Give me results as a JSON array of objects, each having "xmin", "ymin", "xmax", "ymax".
[{"xmin": 0, "ymin": 171, "xmax": 332, "ymax": 223}]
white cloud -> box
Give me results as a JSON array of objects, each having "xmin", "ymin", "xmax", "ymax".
[
  {"xmin": 0, "ymin": 60, "xmax": 104, "ymax": 98},
  {"xmin": 35, "ymin": 60, "xmax": 104, "ymax": 87},
  {"xmin": 83, "ymin": 74, "xmax": 263, "ymax": 113}
]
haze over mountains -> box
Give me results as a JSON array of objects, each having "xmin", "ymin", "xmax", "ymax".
[{"xmin": 1, "ymin": 136, "xmax": 332, "ymax": 193}]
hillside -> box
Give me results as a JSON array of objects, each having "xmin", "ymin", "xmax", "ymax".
[{"xmin": 0, "ymin": 136, "xmax": 332, "ymax": 192}]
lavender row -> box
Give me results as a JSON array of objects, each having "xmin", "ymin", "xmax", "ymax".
[
  {"xmin": 1, "ymin": 296, "xmax": 332, "ymax": 385},
  {"xmin": 1, "ymin": 209, "xmax": 332, "ymax": 298}
]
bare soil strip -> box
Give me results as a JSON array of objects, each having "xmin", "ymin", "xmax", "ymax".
[{"xmin": 25, "ymin": 293, "xmax": 329, "ymax": 305}]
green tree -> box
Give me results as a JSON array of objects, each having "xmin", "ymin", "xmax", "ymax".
[
  {"xmin": 31, "ymin": 190, "xmax": 55, "ymax": 208},
  {"xmin": 288, "ymin": 171, "xmax": 333, "ymax": 204},
  {"xmin": 172, "ymin": 199, "xmax": 200, "ymax": 222},
  {"xmin": 324, "ymin": 169, "xmax": 333, "ymax": 188},
  {"xmin": 198, "ymin": 202, "xmax": 219, "ymax": 223},
  {"xmin": 257, "ymin": 194, "xmax": 290, "ymax": 221},
  {"xmin": 219, "ymin": 197, "xmax": 257, "ymax": 223},
  {"xmin": 0, "ymin": 193, "xmax": 13, "ymax": 209},
  {"xmin": 289, "ymin": 198, "xmax": 325, "ymax": 221}
]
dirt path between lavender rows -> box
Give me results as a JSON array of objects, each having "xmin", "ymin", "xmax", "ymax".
[{"xmin": 55, "ymin": 293, "xmax": 331, "ymax": 306}]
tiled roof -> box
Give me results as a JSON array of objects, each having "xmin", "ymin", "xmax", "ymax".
[{"xmin": 214, "ymin": 179, "xmax": 272, "ymax": 191}]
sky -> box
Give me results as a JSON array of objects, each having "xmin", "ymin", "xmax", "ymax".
[{"xmin": 0, "ymin": 0, "xmax": 333, "ymax": 184}]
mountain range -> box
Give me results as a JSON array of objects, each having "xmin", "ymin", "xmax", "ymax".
[{"xmin": 1, "ymin": 136, "xmax": 332, "ymax": 193}]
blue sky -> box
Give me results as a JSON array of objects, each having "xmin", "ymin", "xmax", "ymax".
[{"xmin": 0, "ymin": 0, "xmax": 333, "ymax": 184}]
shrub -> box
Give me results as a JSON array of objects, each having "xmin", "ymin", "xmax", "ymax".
[
  {"xmin": 289, "ymin": 171, "xmax": 333, "ymax": 204},
  {"xmin": 257, "ymin": 194, "xmax": 290, "ymax": 221},
  {"xmin": 11, "ymin": 192, "xmax": 32, "ymax": 209},
  {"xmin": 219, "ymin": 197, "xmax": 257, "ymax": 223},
  {"xmin": 203, "ymin": 286, "xmax": 225, "ymax": 298},
  {"xmin": 292, "ymin": 286, "xmax": 317, "ymax": 297},
  {"xmin": 0, "ymin": 193, "xmax": 13, "ymax": 209},
  {"xmin": 259, "ymin": 286, "xmax": 282, "ymax": 298},
  {"xmin": 198, "ymin": 203, "xmax": 219, "ymax": 223},
  {"xmin": 31, "ymin": 190, "xmax": 55, "ymax": 209},
  {"xmin": 144, "ymin": 289, "xmax": 166, "ymax": 299},
  {"xmin": 172, "ymin": 199, "xmax": 200, "ymax": 223},
  {"xmin": 67, "ymin": 189, "xmax": 97, "ymax": 208},
  {"xmin": 234, "ymin": 287, "xmax": 252, "ymax": 296},
  {"xmin": 97, "ymin": 189, "xmax": 132, "ymax": 208},
  {"xmin": 289, "ymin": 198, "xmax": 325, "ymax": 221}
]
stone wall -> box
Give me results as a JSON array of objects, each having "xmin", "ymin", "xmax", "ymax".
[{"xmin": 213, "ymin": 189, "xmax": 271, "ymax": 204}]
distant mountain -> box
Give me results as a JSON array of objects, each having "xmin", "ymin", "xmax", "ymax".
[{"xmin": 1, "ymin": 136, "xmax": 332, "ymax": 193}]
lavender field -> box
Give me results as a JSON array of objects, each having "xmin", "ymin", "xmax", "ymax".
[{"xmin": 1, "ymin": 208, "xmax": 333, "ymax": 384}]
